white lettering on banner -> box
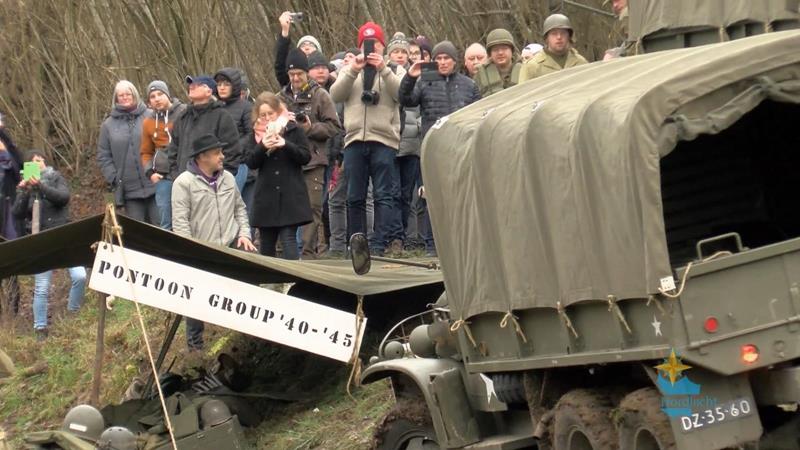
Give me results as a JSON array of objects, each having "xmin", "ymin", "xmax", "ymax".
[{"xmin": 89, "ymin": 244, "xmax": 366, "ymax": 363}]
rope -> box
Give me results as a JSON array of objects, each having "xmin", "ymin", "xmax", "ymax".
[
  {"xmin": 346, "ymin": 295, "xmax": 366, "ymax": 401},
  {"xmin": 646, "ymin": 295, "xmax": 666, "ymax": 315},
  {"xmin": 557, "ymin": 301, "xmax": 579, "ymax": 339},
  {"xmin": 500, "ymin": 311, "xmax": 528, "ymax": 343},
  {"xmin": 450, "ymin": 318, "xmax": 478, "ymax": 348},
  {"xmin": 658, "ymin": 251, "xmax": 733, "ymax": 299},
  {"xmin": 718, "ymin": 27, "xmax": 729, "ymax": 42},
  {"xmin": 103, "ymin": 205, "xmax": 178, "ymax": 450},
  {"xmin": 606, "ymin": 295, "xmax": 632, "ymax": 334}
]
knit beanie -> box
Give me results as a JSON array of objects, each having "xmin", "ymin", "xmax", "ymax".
[
  {"xmin": 415, "ymin": 35, "xmax": 433, "ymax": 57},
  {"xmin": 286, "ymin": 48, "xmax": 309, "ymax": 72},
  {"xmin": 386, "ymin": 32, "xmax": 409, "ymax": 55},
  {"xmin": 147, "ymin": 80, "xmax": 170, "ymax": 98},
  {"xmin": 307, "ymin": 51, "xmax": 329, "ymax": 70},
  {"xmin": 432, "ymin": 41, "xmax": 458, "ymax": 61},
  {"xmin": 297, "ymin": 35, "xmax": 322, "ymax": 53},
  {"xmin": 358, "ymin": 22, "xmax": 385, "ymax": 47}
]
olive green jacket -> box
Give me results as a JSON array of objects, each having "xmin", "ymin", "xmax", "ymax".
[
  {"xmin": 519, "ymin": 48, "xmax": 589, "ymax": 82},
  {"xmin": 475, "ymin": 60, "xmax": 522, "ymax": 97}
]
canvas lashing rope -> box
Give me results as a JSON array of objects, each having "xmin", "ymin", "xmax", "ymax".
[
  {"xmin": 606, "ymin": 295, "xmax": 632, "ymax": 334},
  {"xmin": 658, "ymin": 251, "xmax": 733, "ymax": 299},
  {"xmin": 500, "ymin": 311, "xmax": 529, "ymax": 343},
  {"xmin": 346, "ymin": 295, "xmax": 366, "ymax": 400},
  {"xmin": 101, "ymin": 205, "xmax": 178, "ymax": 450},
  {"xmin": 450, "ymin": 318, "xmax": 478, "ymax": 348},
  {"xmin": 557, "ymin": 301, "xmax": 579, "ymax": 339}
]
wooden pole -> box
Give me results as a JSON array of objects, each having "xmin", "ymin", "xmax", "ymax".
[{"xmin": 91, "ymin": 292, "xmax": 107, "ymax": 406}]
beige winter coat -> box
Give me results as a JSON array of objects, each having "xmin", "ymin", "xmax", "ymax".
[
  {"xmin": 171, "ymin": 166, "xmax": 250, "ymax": 246},
  {"xmin": 330, "ymin": 63, "xmax": 404, "ymax": 150}
]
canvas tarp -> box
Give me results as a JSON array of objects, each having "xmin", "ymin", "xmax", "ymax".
[
  {"xmin": 628, "ymin": 0, "xmax": 800, "ymax": 42},
  {"xmin": 0, "ymin": 214, "xmax": 442, "ymax": 297},
  {"xmin": 421, "ymin": 31, "xmax": 800, "ymax": 320}
]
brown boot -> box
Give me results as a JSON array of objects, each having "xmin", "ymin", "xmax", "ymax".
[{"xmin": 388, "ymin": 239, "xmax": 406, "ymax": 258}]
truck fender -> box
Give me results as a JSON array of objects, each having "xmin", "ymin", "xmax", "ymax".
[{"xmin": 362, "ymin": 358, "xmax": 482, "ymax": 447}]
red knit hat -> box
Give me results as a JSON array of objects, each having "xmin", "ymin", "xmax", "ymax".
[{"xmin": 358, "ymin": 22, "xmax": 385, "ymax": 47}]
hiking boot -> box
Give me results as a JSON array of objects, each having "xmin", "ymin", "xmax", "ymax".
[
  {"xmin": 34, "ymin": 328, "xmax": 49, "ymax": 342},
  {"xmin": 387, "ymin": 239, "xmax": 407, "ymax": 258}
]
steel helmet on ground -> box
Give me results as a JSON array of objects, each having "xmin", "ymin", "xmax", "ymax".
[
  {"xmin": 200, "ymin": 399, "xmax": 233, "ymax": 428},
  {"xmin": 61, "ymin": 404, "xmax": 104, "ymax": 442},
  {"xmin": 96, "ymin": 426, "xmax": 136, "ymax": 450}
]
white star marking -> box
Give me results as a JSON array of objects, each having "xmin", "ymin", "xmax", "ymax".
[{"xmin": 652, "ymin": 315, "xmax": 663, "ymax": 337}]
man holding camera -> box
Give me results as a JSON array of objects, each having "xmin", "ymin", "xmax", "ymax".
[
  {"xmin": 400, "ymin": 41, "xmax": 481, "ymax": 256},
  {"xmin": 330, "ymin": 22, "xmax": 405, "ymax": 256},
  {"xmin": 278, "ymin": 49, "xmax": 341, "ymax": 259}
]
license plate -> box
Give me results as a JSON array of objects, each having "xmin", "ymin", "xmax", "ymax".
[{"xmin": 679, "ymin": 398, "xmax": 754, "ymax": 433}]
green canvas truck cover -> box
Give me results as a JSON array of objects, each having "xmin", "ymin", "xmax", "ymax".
[
  {"xmin": 421, "ymin": 31, "xmax": 800, "ymax": 320},
  {"xmin": 628, "ymin": 0, "xmax": 800, "ymax": 43}
]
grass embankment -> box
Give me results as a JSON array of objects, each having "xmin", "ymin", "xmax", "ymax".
[{"xmin": 0, "ymin": 276, "xmax": 393, "ymax": 449}]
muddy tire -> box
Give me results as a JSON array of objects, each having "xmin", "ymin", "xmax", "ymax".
[
  {"xmin": 553, "ymin": 389, "xmax": 618, "ymax": 450},
  {"xmin": 616, "ymin": 388, "xmax": 675, "ymax": 450},
  {"xmin": 373, "ymin": 399, "xmax": 438, "ymax": 450}
]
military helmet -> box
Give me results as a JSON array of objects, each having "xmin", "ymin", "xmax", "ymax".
[
  {"xmin": 543, "ymin": 14, "xmax": 574, "ymax": 38},
  {"xmin": 200, "ymin": 399, "xmax": 233, "ymax": 428},
  {"xmin": 486, "ymin": 28, "xmax": 517, "ymax": 52},
  {"xmin": 62, "ymin": 404, "xmax": 104, "ymax": 442},
  {"xmin": 96, "ymin": 426, "xmax": 136, "ymax": 450}
]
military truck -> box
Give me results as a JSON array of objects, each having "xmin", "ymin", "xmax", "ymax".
[{"xmin": 359, "ymin": 3, "xmax": 800, "ymax": 449}]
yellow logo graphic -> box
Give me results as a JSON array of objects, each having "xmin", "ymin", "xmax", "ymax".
[{"xmin": 655, "ymin": 349, "xmax": 692, "ymax": 385}]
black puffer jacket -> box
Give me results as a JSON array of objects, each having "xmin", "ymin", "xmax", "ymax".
[
  {"xmin": 12, "ymin": 167, "xmax": 70, "ymax": 234},
  {"xmin": 166, "ymin": 101, "xmax": 242, "ymax": 180},
  {"xmin": 214, "ymin": 68, "xmax": 253, "ymax": 139},
  {"xmin": 215, "ymin": 67, "xmax": 254, "ymax": 169},
  {"xmin": 399, "ymin": 71, "xmax": 481, "ymax": 138}
]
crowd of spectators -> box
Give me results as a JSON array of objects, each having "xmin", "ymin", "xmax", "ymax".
[{"xmin": 0, "ymin": 3, "xmax": 629, "ymax": 342}]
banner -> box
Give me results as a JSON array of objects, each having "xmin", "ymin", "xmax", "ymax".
[{"xmin": 89, "ymin": 244, "xmax": 365, "ymax": 363}]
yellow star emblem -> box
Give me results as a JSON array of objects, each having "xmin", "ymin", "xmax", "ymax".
[{"xmin": 655, "ymin": 349, "xmax": 692, "ymax": 385}]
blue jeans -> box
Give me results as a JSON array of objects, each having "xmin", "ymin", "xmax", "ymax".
[
  {"xmin": 420, "ymin": 198, "xmax": 436, "ymax": 254},
  {"xmin": 397, "ymin": 155, "xmax": 421, "ymax": 234},
  {"xmin": 344, "ymin": 141, "xmax": 403, "ymax": 252},
  {"xmin": 260, "ymin": 226, "xmax": 299, "ymax": 260},
  {"xmin": 33, "ymin": 267, "xmax": 86, "ymax": 330},
  {"xmin": 154, "ymin": 179, "xmax": 173, "ymax": 230},
  {"xmin": 234, "ymin": 164, "xmax": 249, "ymax": 193}
]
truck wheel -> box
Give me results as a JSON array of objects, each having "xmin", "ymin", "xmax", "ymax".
[
  {"xmin": 373, "ymin": 399, "xmax": 438, "ymax": 450},
  {"xmin": 553, "ymin": 389, "xmax": 618, "ymax": 450},
  {"xmin": 617, "ymin": 388, "xmax": 675, "ymax": 450}
]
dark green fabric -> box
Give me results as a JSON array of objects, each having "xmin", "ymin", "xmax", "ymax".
[
  {"xmin": 628, "ymin": 0, "xmax": 800, "ymax": 43},
  {"xmin": 24, "ymin": 431, "xmax": 96, "ymax": 450},
  {"xmin": 0, "ymin": 213, "xmax": 443, "ymax": 297},
  {"xmin": 421, "ymin": 31, "xmax": 800, "ymax": 319}
]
